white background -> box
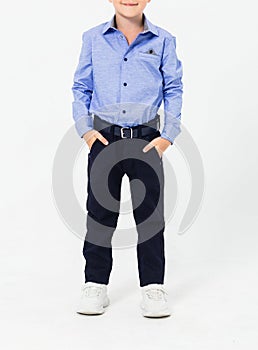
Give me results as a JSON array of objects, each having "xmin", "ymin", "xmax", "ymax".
[{"xmin": 0, "ymin": 0, "xmax": 258, "ymax": 349}]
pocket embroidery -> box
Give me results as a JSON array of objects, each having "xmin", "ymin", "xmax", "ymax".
[
  {"xmin": 140, "ymin": 48, "xmax": 159, "ymax": 55},
  {"xmin": 138, "ymin": 49, "xmax": 161, "ymax": 59}
]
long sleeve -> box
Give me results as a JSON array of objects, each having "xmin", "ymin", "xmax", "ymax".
[
  {"xmin": 71, "ymin": 31, "xmax": 94, "ymax": 138},
  {"xmin": 159, "ymin": 36, "xmax": 183, "ymax": 145}
]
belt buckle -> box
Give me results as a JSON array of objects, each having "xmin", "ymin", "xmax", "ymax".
[{"xmin": 121, "ymin": 127, "xmax": 133, "ymax": 138}]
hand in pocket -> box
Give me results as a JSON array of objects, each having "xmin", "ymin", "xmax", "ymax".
[{"xmin": 83, "ymin": 129, "xmax": 109, "ymax": 150}]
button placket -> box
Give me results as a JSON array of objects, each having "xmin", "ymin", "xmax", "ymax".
[{"xmin": 120, "ymin": 48, "xmax": 129, "ymax": 116}]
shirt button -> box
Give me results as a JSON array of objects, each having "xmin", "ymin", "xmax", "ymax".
[
  {"xmin": 122, "ymin": 110, "xmax": 126, "ymax": 114},
  {"xmin": 124, "ymin": 57, "xmax": 128, "ymax": 61},
  {"xmin": 123, "ymin": 82, "xmax": 127, "ymax": 86}
]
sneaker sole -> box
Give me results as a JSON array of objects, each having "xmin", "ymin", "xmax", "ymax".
[
  {"xmin": 141, "ymin": 305, "xmax": 171, "ymax": 318},
  {"xmin": 77, "ymin": 298, "xmax": 110, "ymax": 315}
]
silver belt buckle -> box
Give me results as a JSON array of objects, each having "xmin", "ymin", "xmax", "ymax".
[{"xmin": 121, "ymin": 127, "xmax": 133, "ymax": 138}]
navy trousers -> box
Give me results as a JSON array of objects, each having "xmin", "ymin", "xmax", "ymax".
[{"xmin": 83, "ymin": 122, "xmax": 166, "ymax": 287}]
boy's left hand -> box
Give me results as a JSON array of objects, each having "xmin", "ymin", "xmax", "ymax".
[{"xmin": 142, "ymin": 137, "xmax": 171, "ymax": 158}]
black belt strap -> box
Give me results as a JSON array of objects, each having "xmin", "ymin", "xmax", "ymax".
[{"xmin": 93, "ymin": 114, "xmax": 160, "ymax": 138}]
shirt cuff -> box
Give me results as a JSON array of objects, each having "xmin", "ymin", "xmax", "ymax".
[
  {"xmin": 75, "ymin": 115, "xmax": 94, "ymax": 138},
  {"xmin": 160, "ymin": 131, "xmax": 174, "ymax": 145}
]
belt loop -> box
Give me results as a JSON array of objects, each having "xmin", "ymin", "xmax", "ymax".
[
  {"xmin": 140, "ymin": 125, "xmax": 143, "ymax": 138},
  {"xmin": 111, "ymin": 124, "xmax": 115, "ymax": 142}
]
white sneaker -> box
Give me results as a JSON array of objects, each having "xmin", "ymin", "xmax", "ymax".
[
  {"xmin": 140, "ymin": 283, "xmax": 171, "ymax": 318},
  {"xmin": 77, "ymin": 281, "xmax": 110, "ymax": 315}
]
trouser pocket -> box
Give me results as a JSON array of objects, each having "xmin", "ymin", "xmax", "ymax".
[{"xmin": 141, "ymin": 130, "xmax": 163, "ymax": 160}]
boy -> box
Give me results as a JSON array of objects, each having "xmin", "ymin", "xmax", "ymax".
[{"xmin": 72, "ymin": 0, "xmax": 183, "ymax": 318}]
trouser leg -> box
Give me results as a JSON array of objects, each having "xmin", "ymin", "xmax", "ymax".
[
  {"xmin": 124, "ymin": 131, "xmax": 166, "ymax": 287},
  {"xmin": 83, "ymin": 132, "xmax": 124, "ymax": 285}
]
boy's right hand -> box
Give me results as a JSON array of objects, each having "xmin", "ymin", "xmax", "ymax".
[{"xmin": 83, "ymin": 129, "xmax": 109, "ymax": 150}]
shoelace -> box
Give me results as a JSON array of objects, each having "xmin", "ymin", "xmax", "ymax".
[
  {"xmin": 82, "ymin": 285, "xmax": 103, "ymax": 297},
  {"xmin": 145, "ymin": 287, "xmax": 168, "ymax": 301}
]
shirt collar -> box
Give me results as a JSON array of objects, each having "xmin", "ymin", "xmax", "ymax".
[{"xmin": 102, "ymin": 13, "xmax": 159, "ymax": 36}]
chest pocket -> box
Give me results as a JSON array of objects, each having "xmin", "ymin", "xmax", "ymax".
[{"xmin": 138, "ymin": 49, "xmax": 161, "ymax": 64}]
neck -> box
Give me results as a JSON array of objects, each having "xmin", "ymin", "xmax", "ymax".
[{"xmin": 114, "ymin": 13, "xmax": 144, "ymax": 33}]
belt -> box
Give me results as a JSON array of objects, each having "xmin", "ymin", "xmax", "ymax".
[{"xmin": 93, "ymin": 114, "xmax": 160, "ymax": 139}]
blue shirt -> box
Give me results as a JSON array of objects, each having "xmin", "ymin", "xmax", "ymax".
[{"xmin": 71, "ymin": 13, "xmax": 183, "ymax": 144}]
